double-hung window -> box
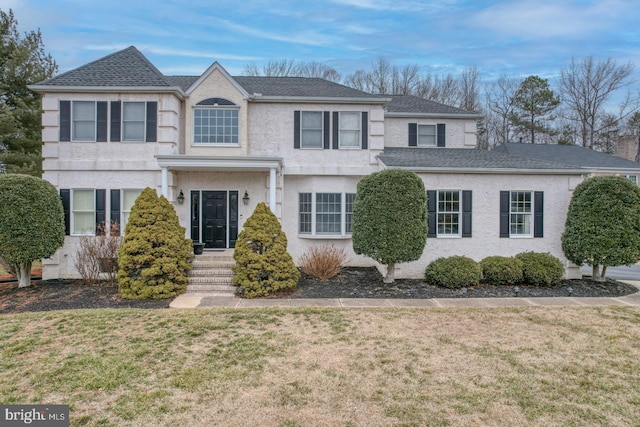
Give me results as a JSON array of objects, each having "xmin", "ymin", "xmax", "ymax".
[
  {"xmin": 509, "ymin": 191, "xmax": 532, "ymax": 237},
  {"xmin": 300, "ymin": 111, "xmax": 323, "ymax": 149},
  {"xmin": 500, "ymin": 191, "xmax": 544, "ymax": 238},
  {"xmin": 437, "ymin": 190, "xmax": 461, "ymax": 236},
  {"xmin": 418, "ymin": 125, "xmax": 436, "ymax": 147},
  {"xmin": 299, "ymin": 192, "xmax": 356, "ymax": 236},
  {"xmin": 72, "ymin": 189, "xmax": 95, "ymax": 235},
  {"xmin": 621, "ymin": 174, "xmax": 638, "ymax": 185},
  {"xmin": 122, "ymin": 102, "xmax": 146, "ymax": 141},
  {"xmin": 72, "ymin": 101, "xmax": 96, "ymax": 141},
  {"xmin": 122, "ymin": 189, "xmax": 142, "ymax": 226},
  {"xmin": 339, "ymin": 112, "xmax": 361, "ymax": 148}
]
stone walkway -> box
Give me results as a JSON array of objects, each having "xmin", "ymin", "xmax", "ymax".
[{"xmin": 170, "ymin": 280, "xmax": 640, "ymax": 309}]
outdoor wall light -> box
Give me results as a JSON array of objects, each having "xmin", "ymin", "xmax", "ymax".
[
  {"xmin": 243, "ymin": 190, "xmax": 250, "ymax": 205},
  {"xmin": 177, "ymin": 190, "xmax": 185, "ymax": 205}
]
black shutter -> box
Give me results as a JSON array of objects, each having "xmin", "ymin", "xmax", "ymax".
[
  {"xmin": 229, "ymin": 191, "xmax": 238, "ymax": 248},
  {"xmin": 332, "ymin": 112, "xmax": 339, "ymax": 149},
  {"xmin": 96, "ymin": 101, "xmax": 108, "ymax": 142},
  {"xmin": 427, "ymin": 190, "xmax": 437, "ymax": 238},
  {"xmin": 146, "ymin": 101, "xmax": 157, "ymax": 142},
  {"xmin": 95, "ymin": 189, "xmax": 106, "ymax": 235},
  {"xmin": 409, "ymin": 123, "xmax": 417, "ymax": 146},
  {"xmin": 437, "ymin": 123, "xmax": 446, "ymax": 147},
  {"xmin": 500, "ymin": 191, "xmax": 510, "ymax": 238},
  {"xmin": 293, "ymin": 110, "xmax": 301, "ymax": 149},
  {"xmin": 462, "ymin": 190, "xmax": 472, "ymax": 238},
  {"xmin": 323, "ymin": 111, "xmax": 330, "ymax": 149},
  {"xmin": 110, "ymin": 101, "xmax": 121, "ymax": 142},
  {"xmin": 534, "ymin": 191, "xmax": 544, "ymax": 238},
  {"xmin": 361, "ymin": 111, "xmax": 368, "ymax": 149},
  {"xmin": 60, "ymin": 101, "xmax": 71, "ymax": 141},
  {"xmin": 60, "ymin": 189, "xmax": 70, "ymax": 235},
  {"xmin": 110, "ymin": 189, "xmax": 121, "ymax": 234},
  {"xmin": 190, "ymin": 191, "xmax": 200, "ymax": 242}
]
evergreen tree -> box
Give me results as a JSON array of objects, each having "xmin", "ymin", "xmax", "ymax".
[
  {"xmin": 0, "ymin": 9, "xmax": 57, "ymax": 176},
  {"xmin": 0, "ymin": 174, "xmax": 65, "ymax": 287},
  {"xmin": 232, "ymin": 202, "xmax": 299, "ymax": 298},
  {"xmin": 352, "ymin": 169, "xmax": 427, "ymax": 283},
  {"xmin": 510, "ymin": 75, "xmax": 559, "ymax": 144},
  {"xmin": 117, "ymin": 188, "xmax": 193, "ymax": 299},
  {"xmin": 562, "ymin": 176, "xmax": 640, "ymax": 281}
]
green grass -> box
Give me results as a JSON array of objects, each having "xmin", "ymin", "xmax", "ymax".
[{"xmin": 1, "ymin": 306, "xmax": 639, "ymax": 426}]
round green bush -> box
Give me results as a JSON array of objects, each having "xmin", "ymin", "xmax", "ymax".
[
  {"xmin": 515, "ymin": 252, "xmax": 564, "ymax": 287},
  {"xmin": 480, "ymin": 256, "xmax": 523, "ymax": 285},
  {"xmin": 425, "ymin": 256, "xmax": 482, "ymax": 289}
]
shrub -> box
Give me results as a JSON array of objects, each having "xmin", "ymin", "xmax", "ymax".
[
  {"xmin": 352, "ymin": 168, "xmax": 427, "ymax": 283},
  {"xmin": 75, "ymin": 222, "xmax": 122, "ymax": 285},
  {"xmin": 0, "ymin": 174, "xmax": 65, "ymax": 287},
  {"xmin": 233, "ymin": 202, "xmax": 300, "ymax": 298},
  {"xmin": 425, "ymin": 256, "xmax": 482, "ymax": 289},
  {"xmin": 118, "ymin": 188, "xmax": 193, "ymax": 299},
  {"xmin": 480, "ymin": 256, "xmax": 523, "ymax": 285},
  {"xmin": 515, "ymin": 252, "xmax": 564, "ymax": 287},
  {"xmin": 562, "ymin": 176, "xmax": 640, "ymax": 281},
  {"xmin": 299, "ymin": 245, "xmax": 348, "ymax": 280}
]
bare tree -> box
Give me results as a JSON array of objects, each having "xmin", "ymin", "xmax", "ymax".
[
  {"xmin": 559, "ymin": 56, "xmax": 635, "ymax": 148},
  {"xmin": 391, "ymin": 64, "xmax": 421, "ymax": 95},
  {"xmin": 366, "ymin": 57, "xmax": 393, "ymax": 94},
  {"xmin": 459, "ymin": 66, "xmax": 481, "ymax": 112},
  {"xmin": 628, "ymin": 111, "xmax": 640, "ymax": 162},
  {"xmin": 484, "ymin": 75, "xmax": 519, "ymax": 146},
  {"xmin": 343, "ymin": 69, "xmax": 373, "ymax": 92},
  {"xmin": 294, "ymin": 61, "xmax": 341, "ymax": 82}
]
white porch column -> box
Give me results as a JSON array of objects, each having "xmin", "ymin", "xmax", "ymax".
[
  {"xmin": 161, "ymin": 167, "xmax": 169, "ymax": 198},
  {"xmin": 269, "ymin": 168, "xmax": 277, "ymax": 213}
]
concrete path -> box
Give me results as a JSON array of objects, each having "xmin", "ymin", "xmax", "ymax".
[{"xmin": 170, "ymin": 280, "xmax": 640, "ymax": 309}]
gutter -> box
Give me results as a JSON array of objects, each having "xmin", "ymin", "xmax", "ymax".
[
  {"xmin": 28, "ymin": 85, "xmax": 186, "ymax": 100},
  {"xmin": 385, "ymin": 112, "xmax": 484, "ymax": 120},
  {"xmin": 246, "ymin": 95, "xmax": 391, "ymax": 104}
]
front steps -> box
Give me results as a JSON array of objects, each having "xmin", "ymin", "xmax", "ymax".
[{"xmin": 187, "ymin": 251, "xmax": 237, "ymax": 297}]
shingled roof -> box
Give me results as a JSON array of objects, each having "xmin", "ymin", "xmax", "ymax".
[
  {"xmin": 386, "ymin": 95, "xmax": 482, "ymax": 117},
  {"xmin": 378, "ymin": 147, "xmax": 582, "ymax": 171},
  {"xmin": 495, "ymin": 143, "xmax": 640, "ymax": 170},
  {"xmin": 36, "ymin": 46, "xmax": 173, "ymax": 87}
]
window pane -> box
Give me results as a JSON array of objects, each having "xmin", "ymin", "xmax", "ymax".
[
  {"xmin": 73, "ymin": 101, "xmax": 95, "ymax": 120},
  {"xmin": 340, "ymin": 130, "xmax": 360, "ymax": 147},
  {"xmin": 123, "ymin": 102, "xmax": 145, "ymax": 120},
  {"xmin": 299, "ymin": 193, "xmax": 312, "ymax": 233},
  {"xmin": 345, "ymin": 193, "xmax": 356, "ymax": 233},
  {"xmin": 510, "ymin": 191, "xmax": 532, "ymax": 236},
  {"xmin": 72, "ymin": 101, "xmax": 95, "ymax": 141},
  {"xmin": 72, "ymin": 189, "xmax": 95, "ymax": 235},
  {"xmin": 316, "ymin": 193, "xmax": 341, "ymax": 234},
  {"xmin": 194, "ymin": 108, "xmax": 238, "ymax": 144},
  {"xmin": 123, "ymin": 189, "xmax": 142, "ymax": 211},
  {"xmin": 74, "ymin": 213, "xmax": 94, "ymax": 234},
  {"xmin": 123, "ymin": 122, "xmax": 144, "ymax": 140},
  {"xmin": 73, "ymin": 190, "xmax": 94, "ymax": 210},
  {"xmin": 340, "ymin": 112, "xmax": 359, "ymax": 130},
  {"xmin": 437, "ymin": 191, "xmax": 461, "ymax": 236},
  {"xmin": 73, "ymin": 122, "xmax": 95, "ymax": 140},
  {"xmin": 418, "ymin": 125, "xmax": 436, "ymax": 146},
  {"xmin": 301, "ymin": 112, "xmax": 323, "ymax": 149}
]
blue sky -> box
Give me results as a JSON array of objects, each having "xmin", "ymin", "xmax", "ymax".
[{"xmin": 4, "ymin": 0, "xmax": 640, "ymax": 85}]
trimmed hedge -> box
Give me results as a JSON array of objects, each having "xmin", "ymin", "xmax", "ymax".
[
  {"xmin": 480, "ymin": 256, "xmax": 523, "ymax": 285},
  {"xmin": 425, "ymin": 256, "xmax": 482, "ymax": 289},
  {"xmin": 515, "ymin": 251, "xmax": 564, "ymax": 287}
]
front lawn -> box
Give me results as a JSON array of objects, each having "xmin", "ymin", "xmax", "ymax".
[{"xmin": 1, "ymin": 307, "xmax": 639, "ymax": 426}]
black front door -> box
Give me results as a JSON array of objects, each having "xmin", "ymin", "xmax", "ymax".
[{"xmin": 202, "ymin": 191, "xmax": 227, "ymax": 248}]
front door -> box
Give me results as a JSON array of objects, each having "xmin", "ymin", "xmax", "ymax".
[
  {"xmin": 202, "ymin": 191, "xmax": 227, "ymax": 248},
  {"xmin": 191, "ymin": 190, "xmax": 239, "ymax": 249}
]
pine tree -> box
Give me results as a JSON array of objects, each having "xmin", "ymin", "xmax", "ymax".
[
  {"xmin": 117, "ymin": 188, "xmax": 193, "ymax": 299},
  {"xmin": 232, "ymin": 202, "xmax": 299, "ymax": 298},
  {"xmin": 0, "ymin": 9, "xmax": 57, "ymax": 176}
]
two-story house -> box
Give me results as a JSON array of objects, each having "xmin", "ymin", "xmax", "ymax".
[{"xmin": 30, "ymin": 46, "xmax": 640, "ymax": 281}]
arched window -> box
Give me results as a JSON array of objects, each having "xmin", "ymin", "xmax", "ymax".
[{"xmin": 193, "ymin": 98, "xmax": 239, "ymax": 144}]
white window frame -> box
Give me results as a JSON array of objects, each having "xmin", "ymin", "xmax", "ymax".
[
  {"xmin": 122, "ymin": 102, "xmax": 146, "ymax": 142},
  {"xmin": 71, "ymin": 189, "xmax": 95, "ymax": 235},
  {"xmin": 300, "ymin": 111, "xmax": 324, "ymax": 149},
  {"xmin": 72, "ymin": 101, "xmax": 96, "ymax": 142},
  {"xmin": 193, "ymin": 106, "xmax": 239, "ymax": 145},
  {"xmin": 121, "ymin": 189, "xmax": 143, "ymax": 230},
  {"xmin": 509, "ymin": 191, "xmax": 533, "ymax": 238},
  {"xmin": 299, "ymin": 192, "xmax": 356, "ymax": 236},
  {"xmin": 437, "ymin": 190, "xmax": 461, "ymax": 238},
  {"xmin": 417, "ymin": 124, "xmax": 436, "ymax": 147},
  {"xmin": 339, "ymin": 112, "xmax": 361, "ymax": 149},
  {"xmin": 621, "ymin": 174, "xmax": 638, "ymax": 185}
]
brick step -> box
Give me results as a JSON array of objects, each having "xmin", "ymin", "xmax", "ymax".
[
  {"xmin": 192, "ymin": 260, "xmax": 235, "ymax": 269},
  {"xmin": 193, "ymin": 253, "xmax": 234, "ymax": 262},
  {"xmin": 188, "ymin": 276, "xmax": 234, "ymax": 285},
  {"xmin": 188, "ymin": 268, "xmax": 233, "ymax": 277},
  {"xmin": 186, "ymin": 284, "xmax": 237, "ymax": 293}
]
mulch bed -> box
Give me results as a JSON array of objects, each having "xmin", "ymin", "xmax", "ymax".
[{"xmin": 1, "ymin": 267, "xmax": 637, "ymax": 314}]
